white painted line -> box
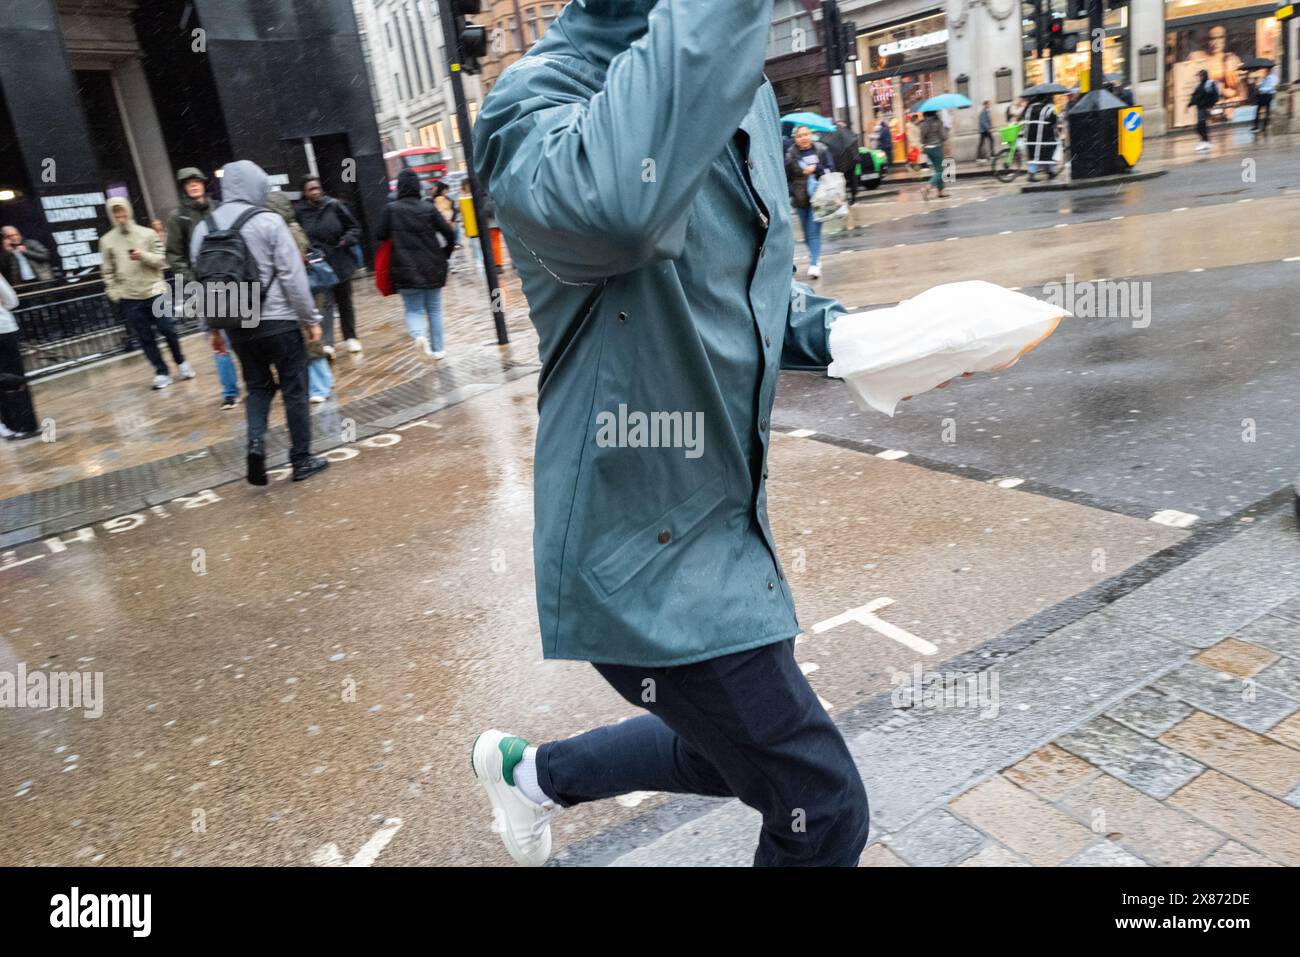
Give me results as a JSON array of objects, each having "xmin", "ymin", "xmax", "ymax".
[
  {"xmin": 1284, "ymin": 256, "xmax": 1300, "ymax": 263},
  {"xmin": 312, "ymin": 817, "xmax": 404, "ymax": 867},
  {"xmin": 877, "ymin": 449, "xmax": 909, "ymax": 460},
  {"xmin": 994, "ymin": 477, "xmax": 1025, "ymax": 489},
  {"xmin": 787, "ymin": 428, "xmax": 817, "ymax": 438},
  {"xmin": 1150, "ymin": 509, "xmax": 1199, "ymax": 529},
  {"xmin": 811, "ymin": 598, "xmax": 939, "ymax": 656},
  {"xmin": 615, "ymin": 791, "xmax": 660, "ymax": 808}
]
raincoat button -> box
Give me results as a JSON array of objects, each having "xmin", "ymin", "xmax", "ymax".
[
  {"xmin": 618, "ymin": 311, "xmax": 628, "ymax": 322},
  {"xmin": 767, "ymin": 580, "xmax": 775, "ymax": 591},
  {"xmin": 759, "ymin": 213, "xmax": 769, "ymax": 229},
  {"xmin": 764, "ymin": 335, "xmax": 771, "ymax": 348},
  {"xmin": 759, "ymin": 419, "xmax": 768, "ymax": 432},
  {"xmin": 657, "ymin": 530, "xmax": 672, "ymax": 545}
]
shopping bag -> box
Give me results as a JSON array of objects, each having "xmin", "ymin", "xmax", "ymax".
[
  {"xmin": 828, "ymin": 280, "xmax": 1067, "ymax": 416},
  {"xmin": 373, "ymin": 239, "xmax": 395, "ymax": 297}
]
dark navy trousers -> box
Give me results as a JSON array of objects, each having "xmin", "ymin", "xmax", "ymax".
[{"xmin": 536, "ymin": 638, "xmax": 870, "ymax": 867}]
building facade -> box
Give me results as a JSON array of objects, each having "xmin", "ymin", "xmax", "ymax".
[
  {"xmin": 769, "ymin": 0, "xmax": 1297, "ymax": 160},
  {"xmin": 355, "ymin": 0, "xmax": 487, "ymax": 173},
  {"xmin": 0, "ymin": 0, "xmax": 388, "ymax": 276}
]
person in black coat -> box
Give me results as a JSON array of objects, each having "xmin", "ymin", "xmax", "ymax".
[
  {"xmin": 295, "ymin": 177, "xmax": 364, "ymax": 352},
  {"xmin": 377, "ymin": 169, "xmax": 457, "ymax": 358}
]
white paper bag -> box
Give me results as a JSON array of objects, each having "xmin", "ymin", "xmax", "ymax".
[{"xmin": 827, "ymin": 280, "xmax": 1067, "ymax": 416}]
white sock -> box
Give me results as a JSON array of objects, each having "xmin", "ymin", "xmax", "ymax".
[{"xmin": 513, "ymin": 747, "xmax": 549, "ymax": 806}]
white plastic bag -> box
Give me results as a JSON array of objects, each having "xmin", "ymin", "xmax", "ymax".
[
  {"xmin": 811, "ymin": 171, "xmax": 848, "ymax": 225},
  {"xmin": 827, "ymin": 280, "xmax": 1067, "ymax": 416}
]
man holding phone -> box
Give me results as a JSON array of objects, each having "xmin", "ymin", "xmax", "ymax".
[
  {"xmin": 468, "ymin": 0, "xmax": 869, "ymax": 867},
  {"xmin": 99, "ymin": 196, "xmax": 193, "ymax": 391}
]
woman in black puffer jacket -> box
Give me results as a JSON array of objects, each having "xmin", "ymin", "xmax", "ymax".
[{"xmin": 377, "ymin": 169, "xmax": 458, "ymax": 358}]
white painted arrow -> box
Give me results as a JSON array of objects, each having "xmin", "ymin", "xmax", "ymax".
[{"xmin": 311, "ymin": 817, "xmax": 404, "ymax": 867}]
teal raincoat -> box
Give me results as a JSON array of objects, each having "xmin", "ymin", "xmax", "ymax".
[{"xmin": 474, "ymin": 0, "xmax": 846, "ymax": 666}]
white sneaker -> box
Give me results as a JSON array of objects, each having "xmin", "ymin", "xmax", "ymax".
[
  {"xmin": 471, "ymin": 730, "xmax": 555, "ymax": 867},
  {"xmin": 346, "ymin": 338, "xmax": 362, "ymax": 353},
  {"xmin": 0, "ymin": 423, "xmax": 13, "ymax": 438},
  {"xmin": 431, "ymin": 350, "xmax": 446, "ymax": 360},
  {"xmin": 309, "ymin": 395, "xmax": 327, "ymax": 404},
  {"xmin": 152, "ymin": 374, "xmax": 172, "ymax": 390},
  {"xmin": 178, "ymin": 361, "xmax": 196, "ymax": 380},
  {"xmin": 808, "ymin": 264, "xmax": 822, "ymax": 280},
  {"xmin": 414, "ymin": 335, "xmax": 432, "ymax": 356},
  {"xmin": 1195, "ymin": 142, "xmax": 1211, "ymax": 151}
]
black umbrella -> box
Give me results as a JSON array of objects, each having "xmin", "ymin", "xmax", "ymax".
[
  {"xmin": 1022, "ymin": 82, "xmax": 1071, "ymax": 97},
  {"xmin": 1240, "ymin": 57, "xmax": 1275, "ymax": 71}
]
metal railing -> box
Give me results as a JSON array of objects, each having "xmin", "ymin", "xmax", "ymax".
[{"xmin": 14, "ymin": 277, "xmax": 201, "ymax": 379}]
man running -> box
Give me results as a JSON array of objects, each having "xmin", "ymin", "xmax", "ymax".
[{"xmin": 468, "ymin": 0, "xmax": 869, "ymax": 867}]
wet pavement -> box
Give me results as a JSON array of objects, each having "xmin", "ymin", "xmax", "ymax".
[{"xmin": 2, "ymin": 141, "xmax": 1300, "ymax": 867}]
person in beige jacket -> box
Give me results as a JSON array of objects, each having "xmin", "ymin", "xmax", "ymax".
[{"xmin": 99, "ymin": 196, "xmax": 193, "ymax": 390}]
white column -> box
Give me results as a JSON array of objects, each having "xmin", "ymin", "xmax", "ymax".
[
  {"xmin": 1128, "ymin": 0, "xmax": 1167, "ymax": 137},
  {"xmin": 946, "ymin": 0, "xmax": 1024, "ymax": 161}
]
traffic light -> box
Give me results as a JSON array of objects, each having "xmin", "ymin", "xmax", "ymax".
[
  {"xmin": 841, "ymin": 21, "xmax": 858, "ymax": 65},
  {"xmin": 451, "ymin": 0, "xmax": 488, "ymax": 75},
  {"xmin": 822, "ymin": 0, "xmax": 845, "ymax": 75}
]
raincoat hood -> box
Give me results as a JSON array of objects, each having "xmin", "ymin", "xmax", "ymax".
[
  {"xmin": 395, "ymin": 168, "xmax": 422, "ymax": 200},
  {"xmin": 106, "ymin": 196, "xmax": 135, "ymax": 232},
  {"xmin": 554, "ymin": 0, "xmax": 658, "ymax": 68},
  {"xmin": 265, "ymin": 189, "xmax": 295, "ymax": 223},
  {"xmin": 219, "ymin": 160, "xmax": 270, "ymax": 207}
]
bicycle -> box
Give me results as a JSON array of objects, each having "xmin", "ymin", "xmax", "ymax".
[{"xmin": 990, "ymin": 122, "xmax": 1024, "ymax": 183}]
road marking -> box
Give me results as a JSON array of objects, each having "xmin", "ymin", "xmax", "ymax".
[
  {"xmin": 877, "ymin": 449, "xmax": 909, "ymax": 460},
  {"xmin": 787, "ymin": 428, "xmax": 817, "ymax": 438},
  {"xmin": 811, "ymin": 598, "xmax": 938, "ymax": 656},
  {"xmin": 311, "ymin": 817, "xmax": 404, "ymax": 867},
  {"xmin": 615, "ymin": 791, "xmax": 660, "ymax": 808},
  {"xmin": 1284, "ymin": 256, "xmax": 1300, "ymax": 263},
  {"xmin": 1150, "ymin": 509, "xmax": 1199, "ymax": 529}
]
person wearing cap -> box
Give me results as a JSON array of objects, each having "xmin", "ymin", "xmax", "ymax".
[{"xmin": 166, "ymin": 167, "xmax": 240, "ymax": 411}]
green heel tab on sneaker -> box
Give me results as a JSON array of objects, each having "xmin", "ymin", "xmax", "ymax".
[{"xmin": 498, "ymin": 736, "xmax": 529, "ymax": 787}]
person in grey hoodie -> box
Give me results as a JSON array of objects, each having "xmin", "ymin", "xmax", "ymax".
[{"xmin": 189, "ymin": 160, "xmax": 329, "ymax": 485}]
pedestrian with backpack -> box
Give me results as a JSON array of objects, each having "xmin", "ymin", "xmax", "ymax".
[
  {"xmin": 1189, "ymin": 70, "xmax": 1220, "ymax": 151},
  {"xmin": 165, "ymin": 167, "xmax": 240, "ymax": 411},
  {"xmin": 189, "ymin": 161, "xmax": 329, "ymax": 486}
]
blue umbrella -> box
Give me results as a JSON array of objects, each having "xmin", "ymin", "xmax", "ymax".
[
  {"xmin": 781, "ymin": 111, "xmax": 836, "ymax": 132},
  {"xmin": 915, "ymin": 93, "xmax": 973, "ymax": 113}
]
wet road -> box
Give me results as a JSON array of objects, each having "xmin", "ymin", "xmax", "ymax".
[{"xmin": 0, "ymin": 378, "xmax": 1180, "ymax": 865}]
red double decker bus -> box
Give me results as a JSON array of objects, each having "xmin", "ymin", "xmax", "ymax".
[{"xmin": 383, "ymin": 148, "xmax": 449, "ymax": 195}]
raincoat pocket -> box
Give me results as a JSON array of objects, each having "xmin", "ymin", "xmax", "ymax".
[{"xmin": 586, "ymin": 474, "xmax": 728, "ymax": 599}]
